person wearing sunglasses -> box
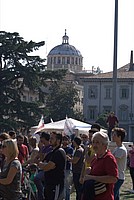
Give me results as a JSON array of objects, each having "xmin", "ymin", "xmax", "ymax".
[
  {"xmin": 0, "ymin": 132, "xmax": 11, "ymax": 171},
  {"xmin": 0, "ymin": 139, "xmax": 22, "ymax": 200}
]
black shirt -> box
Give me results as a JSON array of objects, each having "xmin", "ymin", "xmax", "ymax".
[{"xmin": 44, "ymin": 147, "xmax": 66, "ymax": 185}]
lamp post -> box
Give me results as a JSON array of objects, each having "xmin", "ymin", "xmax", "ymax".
[{"xmin": 112, "ymin": 0, "xmax": 118, "ymax": 114}]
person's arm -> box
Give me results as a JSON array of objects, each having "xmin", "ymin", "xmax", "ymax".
[
  {"xmin": 114, "ymin": 157, "xmax": 120, "ymax": 165},
  {"xmin": 0, "ymin": 166, "xmax": 18, "ymax": 185},
  {"xmin": 67, "ymin": 155, "xmax": 80, "ymax": 164},
  {"xmin": 23, "ymin": 149, "xmax": 39, "ymax": 166},
  {"xmin": 86, "ymin": 150, "xmax": 95, "ymax": 165},
  {"xmin": 79, "ymin": 161, "xmax": 86, "ymax": 184},
  {"xmin": 38, "ymin": 161, "xmax": 55, "ymax": 171},
  {"xmin": 115, "ymin": 116, "xmax": 119, "ymax": 127},
  {"xmin": 113, "ymin": 149, "xmax": 124, "ymax": 165},
  {"xmin": 106, "ymin": 116, "xmax": 109, "ymax": 126},
  {"xmin": 34, "ymin": 151, "xmax": 44, "ymax": 164},
  {"xmin": 84, "ymin": 174, "xmax": 117, "ymax": 184},
  {"xmin": 23, "ymin": 146, "xmax": 29, "ymax": 162}
]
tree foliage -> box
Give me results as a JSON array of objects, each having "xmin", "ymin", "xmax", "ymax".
[
  {"xmin": 45, "ymin": 81, "xmax": 83, "ymax": 121},
  {"xmin": 0, "ymin": 31, "xmax": 66, "ymax": 132},
  {"xmin": 95, "ymin": 113, "xmax": 108, "ymax": 129}
]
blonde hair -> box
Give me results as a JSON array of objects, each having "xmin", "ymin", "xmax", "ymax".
[{"xmin": 3, "ymin": 139, "xmax": 19, "ymax": 160}]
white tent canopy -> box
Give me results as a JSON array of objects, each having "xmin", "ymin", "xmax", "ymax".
[{"xmin": 31, "ymin": 118, "xmax": 91, "ymax": 134}]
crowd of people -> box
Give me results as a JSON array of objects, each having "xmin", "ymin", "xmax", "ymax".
[{"xmin": 0, "ymin": 120, "xmax": 133, "ymax": 200}]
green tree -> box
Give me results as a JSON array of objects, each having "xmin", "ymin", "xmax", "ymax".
[
  {"xmin": 45, "ymin": 80, "xmax": 83, "ymax": 121},
  {"xmin": 0, "ymin": 31, "xmax": 66, "ymax": 131},
  {"xmin": 95, "ymin": 113, "xmax": 108, "ymax": 129}
]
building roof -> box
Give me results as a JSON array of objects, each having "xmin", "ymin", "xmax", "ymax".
[
  {"xmin": 82, "ymin": 51, "xmax": 134, "ymax": 80},
  {"xmin": 48, "ymin": 30, "xmax": 82, "ymax": 57},
  {"xmin": 82, "ymin": 63, "xmax": 134, "ymax": 80},
  {"xmin": 48, "ymin": 44, "xmax": 82, "ymax": 56}
]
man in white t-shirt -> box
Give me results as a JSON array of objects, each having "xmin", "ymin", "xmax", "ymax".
[{"xmin": 112, "ymin": 127, "xmax": 127, "ymax": 200}]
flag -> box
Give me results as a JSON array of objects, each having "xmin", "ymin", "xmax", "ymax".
[
  {"xmin": 34, "ymin": 115, "xmax": 45, "ymax": 134},
  {"xmin": 64, "ymin": 117, "xmax": 74, "ymax": 136},
  {"xmin": 50, "ymin": 118, "xmax": 53, "ymax": 123}
]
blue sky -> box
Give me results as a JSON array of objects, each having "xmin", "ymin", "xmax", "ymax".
[{"xmin": 0, "ymin": 0, "xmax": 134, "ymax": 72}]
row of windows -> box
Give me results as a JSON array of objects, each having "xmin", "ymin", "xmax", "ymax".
[
  {"xmin": 88, "ymin": 86, "xmax": 129, "ymax": 99},
  {"xmin": 47, "ymin": 56, "xmax": 82, "ymax": 65},
  {"xmin": 87, "ymin": 105, "xmax": 130, "ymax": 121}
]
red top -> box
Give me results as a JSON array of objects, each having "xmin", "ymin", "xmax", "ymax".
[
  {"xmin": 107, "ymin": 115, "xmax": 119, "ymax": 127},
  {"xmin": 90, "ymin": 150, "xmax": 118, "ymax": 200},
  {"xmin": 129, "ymin": 149, "xmax": 134, "ymax": 168},
  {"xmin": 18, "ymin": 144, "xmax": 29, "ymax": 164}
]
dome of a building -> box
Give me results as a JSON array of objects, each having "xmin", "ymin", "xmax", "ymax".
[
  {"xmin": 49, "ymin": 43, "xmax": 82, "ymax": 57},
  {"xmin": 47, "ymin": 30, "xmax": 83, "ymax": 73}
]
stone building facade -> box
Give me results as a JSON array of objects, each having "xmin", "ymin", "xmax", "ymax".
[{"xmin": 82, "ymin": 51, "xmax": 134, "ymax": 141}]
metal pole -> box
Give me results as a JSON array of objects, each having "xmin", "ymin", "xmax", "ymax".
[{"xmin": 112, "ymin": 0, "xmax": 118, "ymax": 114}]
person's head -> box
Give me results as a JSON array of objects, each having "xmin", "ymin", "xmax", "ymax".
[
  {"xmin": 0, "ymin": 132, "xmax": 11, "ymax": 142},
  {"xmin": 112, "ymin": 127, "xmax": 126, "ymax": 143},
  {"xmin": 110, "ymin": 111, "xmax": 115, "ymax": 117},
  {"xmin": 50, "ymin": 132, "xmax": 62, "ymax": 148},
  {"xmin": 1, "ymin": 139, "xmax": 19, "ymax": 160},
  {"xmin": 8, "ymin": 130, "xmax": 16, "ymax": 139},
  {"xmin": 92, "ymin": 131, "xmax": 109, "ymax": 156},
  {"xmin": 40, "ymin": 132, "xmax": 50, "ymax": 145},
  {"xmin": 29, "ymin": 136, "xmax": 38, "ymax": 148},
  {"xmin": 81, "ymin": 133, "xmax": 89, "ymax": 144},
  {"xmin": 88, "ymin": 128, "xmax": 99, "ymax": 142},
  {"xmin": 73, "ymin": 136, "xmax": 82, "ymax": 148},
  {"xmin": 16, "ymin": 134, "xmax": 24, "ymax": 146},
  {"xmin": 62, "ymin": 135, "xmax": 70, "ymax": 146},
  {"xmin": 91, "ymin": 123, "xmax": 101, "ymax": 131}
]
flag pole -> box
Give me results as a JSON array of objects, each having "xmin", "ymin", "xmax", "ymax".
[{"xmin": 112, "ymin": 0, "xmax": 118, "ymax": 114}]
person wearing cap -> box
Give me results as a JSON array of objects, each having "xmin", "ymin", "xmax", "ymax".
[{"xmin": 62, "ymin": 135, "xmax": 74, "ymax": 200}]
